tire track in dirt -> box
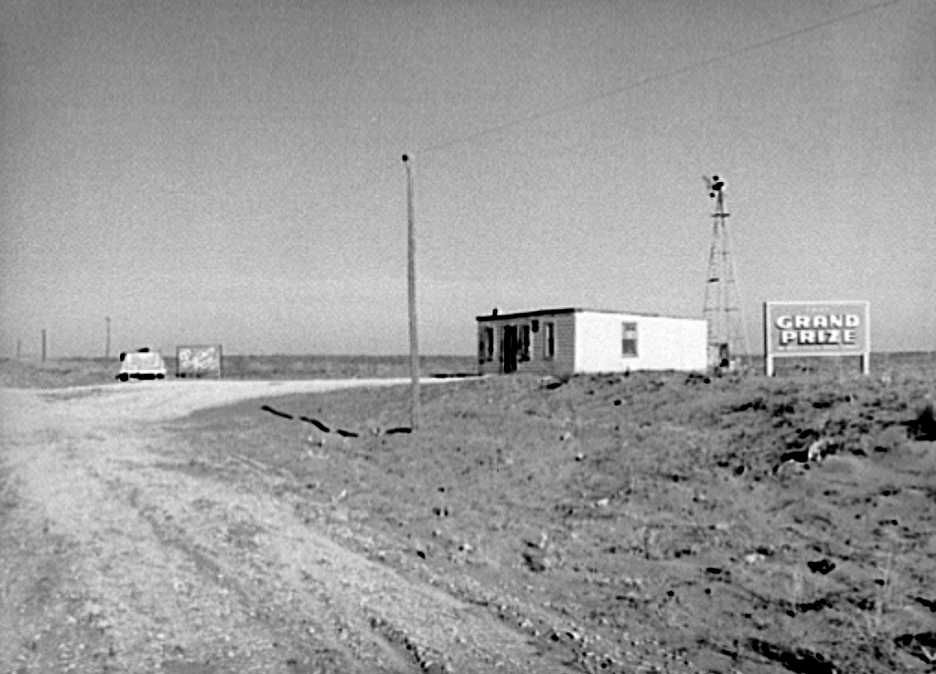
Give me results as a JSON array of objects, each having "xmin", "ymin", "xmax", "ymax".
[
  {"xmin": 4, "ymin": 388, "xmax": 353, "ymax": 672},
  {"xmin": 1, "ymin": 382, "xmax": 573, "ymax": 673}
]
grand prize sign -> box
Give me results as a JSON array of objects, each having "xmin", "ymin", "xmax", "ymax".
[{"xmin": 763, "ymin": 301, "xmax": 870, "ymax": 375}]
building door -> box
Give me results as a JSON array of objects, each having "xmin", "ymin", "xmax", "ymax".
[{"xmin": 502, "ymin": 325, "xmax": 518, "ymax": 373}]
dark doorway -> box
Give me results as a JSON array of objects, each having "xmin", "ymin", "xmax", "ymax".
[
  {"xmin": 718, "ymin": 343, "xmax": 730, "ymax": 369},
  {"xmin": 502, "ymin": 325, "xmax": 518, "ymax": 373}
]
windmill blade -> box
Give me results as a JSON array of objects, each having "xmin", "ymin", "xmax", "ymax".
[{"xmin": 702, "ymin": 175, "xmax": 714, "ymax": 190}]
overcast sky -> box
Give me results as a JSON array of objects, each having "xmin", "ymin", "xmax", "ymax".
[{"xmin": 1, "ymin": 0, "xmax": 934, "ymax": 357}]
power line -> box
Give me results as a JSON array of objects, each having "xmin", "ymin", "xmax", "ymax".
[{"xmin": 417, "ymin": 0, "xmax": 904, "ymax": 155}]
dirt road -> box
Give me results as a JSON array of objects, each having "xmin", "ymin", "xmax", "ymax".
[{"xmin": 0, "ymin": 380, "xmax": 569, "ymax": 673}]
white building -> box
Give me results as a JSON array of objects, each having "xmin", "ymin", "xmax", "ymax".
[{"xmin": 476, "ymin": 307, "xmax": 707, "ymax": 375}]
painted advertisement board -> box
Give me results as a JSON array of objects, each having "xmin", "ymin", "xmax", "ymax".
[
  {"xmin": 176, "ymin": 344, "xmax": 223, "ymax": 378},
  {"xmin": 763, "ymin": 301, "xmax": 870, "ymax": 375}
]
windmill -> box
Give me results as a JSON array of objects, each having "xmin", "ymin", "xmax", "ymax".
[{"xmin": 702, "ymin": 175, "xmax": 748, "ymax": 370}]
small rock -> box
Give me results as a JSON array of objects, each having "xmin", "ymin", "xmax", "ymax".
[
  {"xmin": 807, "ymin": 558, "xmax": 836, "ymax": 575},
  {"xmin": 522, "ymin": 551, "xmax": 550, "ymax": 573}
]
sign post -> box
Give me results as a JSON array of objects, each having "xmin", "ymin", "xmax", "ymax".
[{"xmin": 763, "ymin": 301, "xmax": 870, "ymax": 376}]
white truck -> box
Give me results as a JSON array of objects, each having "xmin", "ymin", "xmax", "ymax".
[{"xmin": 116, "ymin": 349, "xmax": 167, "ymax": 381}]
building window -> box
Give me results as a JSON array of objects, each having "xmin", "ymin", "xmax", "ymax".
[
  {"xmin": 519, "ymin": 324, "xmax": 531, "ymax": 361},
  {"xmin": 622, "ymin": 322, "xmax": 638, "ymax": 357},
  {"xmin": 544, "ymin": 322, "xmax": 555, "ymax": 360}
]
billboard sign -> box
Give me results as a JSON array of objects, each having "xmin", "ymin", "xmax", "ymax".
[
  {"xmin": 176, "ymin": 344, "xmax": 222, "ymax": 378},
  {"xmin": 763, "ymin": 301, "xmax": 870, "ymax": 375}
]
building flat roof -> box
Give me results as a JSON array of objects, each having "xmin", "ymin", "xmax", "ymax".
[{"xmin": 475, "ymin": 307, "xmax": 702, "ymax": 322}]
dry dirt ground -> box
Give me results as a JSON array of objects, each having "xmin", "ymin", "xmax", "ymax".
[{"xmin": 1, "ymin": 356, "xmax": 935, "ymax": 673}]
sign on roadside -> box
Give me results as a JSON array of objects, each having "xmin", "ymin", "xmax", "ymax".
[
  {"xmin": 763, "ymin": 301, "xmax": 870, "ymax": 376},
  {"xmin": 176, "ymin": 344, "xmax": 223, "ymax": 378}
]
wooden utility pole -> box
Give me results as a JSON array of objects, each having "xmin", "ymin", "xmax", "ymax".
[
  {"xmin": 41, "ymin": 329, "xmax": 47, "ymax": 362},
  {"xmin": 16, "ymin": 339, "xmax": 22, "ymax": 359},
  {"xmin": 105, "ymin": 316, "xmax": 111, "ymax": 359},
  {"xmin": 402, "ymin": 154, "xmax": 421, "ymax": 429}
]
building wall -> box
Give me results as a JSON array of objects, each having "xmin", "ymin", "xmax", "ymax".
[
  {"xmin": 573, "ymin": 311, "xmax": 707, "ymax": 372},
  {"xmin": 477, "ymin": 311, "xmax": 576, "ymax": 375}
]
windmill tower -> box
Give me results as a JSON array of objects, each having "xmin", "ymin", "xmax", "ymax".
[{"xmin": 702, "ymin": 175, "xmax": 748, "ymax": 370}]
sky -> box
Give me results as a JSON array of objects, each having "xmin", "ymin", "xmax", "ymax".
[{"xmin": 1, "ymin": 0, "xmax": 934, "ymax": 357}]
